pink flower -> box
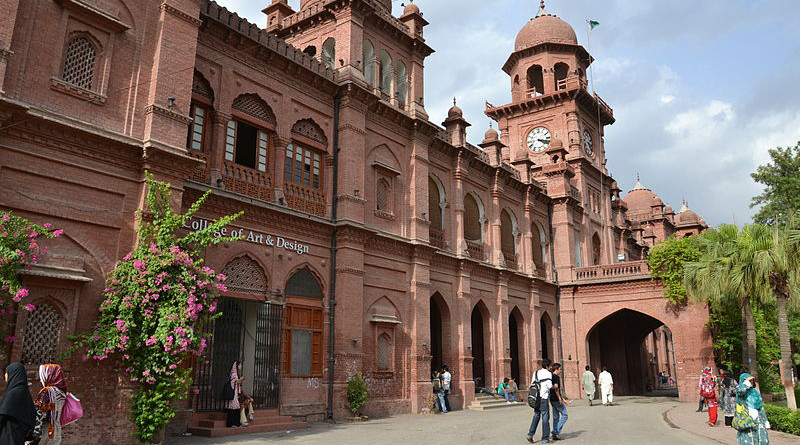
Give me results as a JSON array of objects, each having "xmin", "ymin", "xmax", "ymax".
[
  {"xmin": 4, "ymin": 336, "xmax": 16, "ymax": 343},
  {"xmin": 43, "ymin": 223, "xmax": 52, "ymax": 228},
  {"xmin": 15, "ymin": 288, "xmax": 29, "ymax": 299},
  {"xmin": 145, "ymin": 337, "xmax": 157, "ymax": 346},
  {"xmin": 169, "ymin": 364, "xmax": 177, "ymax": 370},
  {"xmin": 52, "ymin": 229, "xmax": 64, "ymax": 238},
  {"xmin": 142, "ymin": 370, "xmax": 150, "ymax": 377},
  {"xmin": 24, "ymin": 304, "xmax": 35, "ymax": 312}
]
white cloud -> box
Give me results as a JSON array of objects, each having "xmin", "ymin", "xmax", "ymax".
[{"xmin": 660, "ymin": 95, "xmax": 675, "ymax": 104}]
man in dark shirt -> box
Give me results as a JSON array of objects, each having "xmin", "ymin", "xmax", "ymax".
[{"xmin": 549, "ymin": 363, "xmax": 570, "ymax": 441}]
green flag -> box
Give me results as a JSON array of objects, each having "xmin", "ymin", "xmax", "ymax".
[{"xmin": 588, "ymin": 20, "xmax": 600, "ymax": 30}]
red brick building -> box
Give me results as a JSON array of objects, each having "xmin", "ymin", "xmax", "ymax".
[{"xmin": 0, "ymin": 0, "xmax": 713, "ymax": 441}]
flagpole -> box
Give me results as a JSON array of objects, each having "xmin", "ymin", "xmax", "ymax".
[{"xmin": 587, "ymin": 20, "xmax": 595, "ymax": 94}]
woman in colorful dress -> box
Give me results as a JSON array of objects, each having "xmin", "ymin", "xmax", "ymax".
[
  {"xmin": 0, "ymin": 363, "xmax": 36, "ymax": 445},
  {"xmin": 736, "ymin": 373, "xmax": 770, "ymax": 445},
  {"xmin": 719, "ymin": 370, "xmax": 737, "ymax": 428},
  {"xmin": 36, "ymin": 364, "xmax": 67, "ymax": 444},
  {"xmin": 225, "ymin": 362, "xmax": 244, "ymax": 428}
]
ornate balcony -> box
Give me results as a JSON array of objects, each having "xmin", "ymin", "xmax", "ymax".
[
  {"xmin": 502, "ymin": 250, "xmax": 518, "ymax": 270},
  {"xmin": 572, "ymin": 260, "xmax": 650, "ymax": 283},
  {"xmin": 284, "ymin": 183, "xmax": 326, "ymax": 218},
  {"xmin": 188, "ymin": 152, "xmax": 209, "ymax": 184},
  {"xmin": 429, "ymin": 228, "xmax": 445, "ymax": 249},
  {"xmin": 466, "ymin": 240, "xmax": 485, "ymax": 261},
  {"xmin": 222, "ymin": 161, "xmax": 273, "ymax": 202}
]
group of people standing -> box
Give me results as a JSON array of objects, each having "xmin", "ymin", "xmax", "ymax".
[
  {"xmin": 526, "ymin": 359, "xmax": 571, "ymax": 443},
  {"xmin": 0, "ymin": 362, "xmax": 72, "ymax": 445},
  {"xmin": 430, "ymin": 365, "xmax": 452, "ymax": 413},
  {"xmin": 697, "ymin": 366, "xmax": 771, "ymax": 444}
]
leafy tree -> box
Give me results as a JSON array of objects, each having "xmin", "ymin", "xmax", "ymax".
[
  {"xmin": 647, "ymin": 236, "xmax": 700, "ymax": 306},
  {"xmin": 751, "ymin": 141, "xmax": 800, "ymax": 226}
]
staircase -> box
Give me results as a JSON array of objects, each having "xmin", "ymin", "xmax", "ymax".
[
  {"xmin": 187, "ymin": 408, "xmax": 308, "ymax": 437},
  {"xmin": 467, "ymin": 393, "xmax": 527, "ymax": 411}
]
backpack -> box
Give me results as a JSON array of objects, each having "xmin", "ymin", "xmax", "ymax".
[
  {"xmin": 432, "ymin": 376, "xmax": 442, "ymax": 392},
  {"xmin": 527, "ymin": 370, "xmax": 551, "ymax": 411}
]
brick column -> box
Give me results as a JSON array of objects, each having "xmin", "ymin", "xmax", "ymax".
[{"xmin": 0, "ymin": 0, "xmax": 20, "ymax": 93}]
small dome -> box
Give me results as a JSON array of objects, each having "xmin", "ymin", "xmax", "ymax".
[
  {"xmin": 403, "ymin": 2, "xmax": 420, "ymax": 15},
  {"xmin": 483, "ymin": 127, "xmax": 499, "ymax": 142},
  {"xmin": 515, "ymin": 13, "xmax": 578, "ymax": 52},
  {"xmin": 677, "ymin": 209, "xmax": 701, "ymax": 225},
  {"xmin": 448, "ymin": 105, "xmax": 463, "ymax": 119}
]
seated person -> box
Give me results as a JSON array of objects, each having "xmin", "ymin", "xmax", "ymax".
[
  {"xmin": 474, "ymin": 377, "xmax": 499, "ymax": 398},
  {"xmin": 497, "ymin": 377, "xmax": 516, "ymax": 403}
]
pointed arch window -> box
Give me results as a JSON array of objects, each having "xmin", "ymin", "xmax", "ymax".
[
  {"xmin": 61, "ymin": 36, "xmax": 97, "ymax": 90},
  {"xmin": 377, "ymin": 334, "xmax": 392, "ymax": 371},
  {"xmin": 395, "ymin": 61, "xmax": 408, "ymax": 106},
  {"xmin": 282, "ymin": 269, "xmax": 324, "ymax": 377},
  {"xmin": 226, "ymin": 94, "xmax": 276, "ymax": 172},
  {"xmin": 379, "ymin": 50, "xmax": 393, "ymax": 95},
  {"xmin": 363, "ymin": 40, "xmax": 375, "ymax": 87},
  {"xmin": 322, "ymin": 38, "xmax": 336, "ymax": 69}
]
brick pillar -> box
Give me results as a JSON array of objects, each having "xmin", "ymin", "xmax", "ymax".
[
  {"xmin": 208, "ymin": 111, "xmax": 231, "ymax": 187},
  {"xmin": 0, "ymin": 0, "xmax": 20, "ymax": 93}
]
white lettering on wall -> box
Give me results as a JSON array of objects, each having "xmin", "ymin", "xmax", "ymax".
[{"xmin": 183, "ymin": 217, "xmax": 311, "ymax": 255}]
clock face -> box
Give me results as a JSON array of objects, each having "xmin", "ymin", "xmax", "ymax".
[
  {"xmin": 582, "ymin": 129, "xmax": 594, "ymax": 156},
  {"xmin": 526, "ymin": 126, "xmax": 551, "ymax": 153}
]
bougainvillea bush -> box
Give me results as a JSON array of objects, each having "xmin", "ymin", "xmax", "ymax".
[
  {"xmin": 0, "ymin": 211, "xmax": 60, "ymax": 356},
  {"xmin": 69, "ymin": 175, "xmax": 242, "ymax": 443}
]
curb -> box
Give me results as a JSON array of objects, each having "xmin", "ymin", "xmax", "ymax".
[{"xmin": 662, "ymin": 405, "xmax": 729, "ymax": 445}]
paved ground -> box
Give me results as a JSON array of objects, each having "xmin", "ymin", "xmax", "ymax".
[
  {"xmin": 666, "ymin": 400, "xmax": 798, "ymax": 445},
  {"xmin": 166, "ymin": 396, "xmax": 747, "ymax": 445}
]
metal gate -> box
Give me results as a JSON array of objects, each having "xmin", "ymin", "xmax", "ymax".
[
  {"xmin": 194, "ymin": 298, "xmax": 244, "ymax": 411},
  {"xmin": 252, "ymin": 302, "xmax": 282, "ymax": 408},
  {"xmin": 193, "ymin": 298, "xmax": 282, "ymax": 411}
]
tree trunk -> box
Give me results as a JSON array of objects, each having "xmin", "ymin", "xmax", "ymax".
[
  {"xmin": 743, "ymin": 299, "xmax": 759, "ymax": 381},
  {"xmin": 776, "ymin": 295, "xmax": 797, "ymax": 410}
]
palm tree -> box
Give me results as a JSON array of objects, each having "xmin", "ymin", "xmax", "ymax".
[{"xmin": 684, "ymin": 225, "xmax": 760, "ymax": 380}]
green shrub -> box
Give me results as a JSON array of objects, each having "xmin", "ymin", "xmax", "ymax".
[
  {"xmin": 764, "ymin": 404, "xmax": 800, "ymax": 435},
  {"xmin": 346, "ymin": 372, "xmax": 368, "ymax": 416}
]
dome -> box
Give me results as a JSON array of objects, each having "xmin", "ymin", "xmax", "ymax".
[
  {"xmin": 447, "ymin": 105, "xmax": 463, "ymax": 119},
  {"xmin": 483, "ymin": 127, "xmax": 499, "ymax": 142},
  {"xmin": 403, "ymin": 2, "xmax": 420, "ymax": 15},
  {"xmin": 515, "ymin": 13, "xmax": 578, "ymax": 52},
  {"xmin": 677, "ymin": 209, "xmax": 701, "ymax": 225},
  {"xmin": 624, "ymin": 188, "xmax": 664, "ymax": 215}
]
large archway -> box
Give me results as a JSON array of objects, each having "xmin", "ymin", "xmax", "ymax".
[
  {"xmin": 586, "ymin": 309, "xmax": 676, "ymax": 397},
  {"xmin": 471, "ymin": 301, "xmax": 491, "ymax": 386},
  {"xmin": 509, "ymin": 307, "xmax": 525, "ymax": 384},
  {"xmin": 540, "ymin": 312, "xmax": 554, "ymax": 361},
  {"xmin": 430, "ymin": 293, "xmax": 451, "ymax": 374}
]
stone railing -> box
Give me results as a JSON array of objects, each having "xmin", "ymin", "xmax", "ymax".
[
  {"xmin": 222, "ymin": 161, "xmax": 273, "ymax": 202},
  {"xmin": 502, "ymin": 250, "xmax": 518, "ymax": 270},
  {"xmin": 466, "ymin": 240, "xmax": 485, "ymax": 261},
  {"xmin": 188, "ymin": 152, "xmax": 209, "ymax": 184},
  {"xmin": 284, "ymin": 182, "xmax": 326, "ymax": 217},
  {"xmin": 572, "ymin": 260, "xmax": 650, "ymax": 282},
  {"xmin": 429, "ymin": 228, "xmax": 445, "ymax": 249}
]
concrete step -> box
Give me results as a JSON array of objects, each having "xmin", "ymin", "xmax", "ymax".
[
  {"xmin": 468, "ymin": 401, "xmax": 526, "ymax": 411},
  {"xmin": 188, "ymin": 420, "xmax": 308, "ymax": 437}
]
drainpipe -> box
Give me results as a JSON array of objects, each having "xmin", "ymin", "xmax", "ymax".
[{"xmin": 326, "ymin": 92, "xmax": 341, "ymax": 421}]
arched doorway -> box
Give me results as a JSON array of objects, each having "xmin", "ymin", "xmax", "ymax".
[
  {"xmin": 430, "ymin": 293, "xmax": 450, "ymax": 374},
  {"xmin": 509, "ymin": 308, "xmax": 525, "ymax": 384},
  {"xmin": 540, "ymin": 312, "xmax": 554, "ymax": 361},
  {"xmin": 471, "ymin": 301, "xmax": 490, "ymax": 386},
  {"xmin": 586, "ymin": 309, "xmax": 676, "ymax": 397}
]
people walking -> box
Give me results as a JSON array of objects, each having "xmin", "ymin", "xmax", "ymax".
[
  {"xmin": 441, "ymin": 365, "xmax": 452, "ymax": 412},
  {"xmin": 549, "ymin": 363, "xmax": 569, "ymax": 441},
  {"xmin": 598, "ymin": 366, "xmax": 614, "ymax": 406},
  {"xmin": 497, "ymin": 378, "xmax": 516, "ymax": 403},
  {"xmin": 526, "ymin": 359, "xmax": 553, "ymax": 444},
  {"xmin": 432, "ymin": 369, "xmax": 447, "ymax": 413},
  {"xmin": 36, "ymin": 364, "xmax": 67, "ymax": 444},
  {"xmin": 719, "ymin": 370, "xmax": 737, "ymax": 427},
  {"xmin": 0, "ymin": 362, "xmax": 36, "ymax": 445},
  {"xmin": 696, "ymin": 367, "xmax": 707, "ymax": 412},
  {"xmin": 581, "ymin": 365, "xmax": 596, "ymax": 406},
  {"xmin": 735, "ymin": 373, "xmax": 770, "ymax": 445},
  {"xmin": 225, "ymin": 361, "xmax": 244, "ymax": 427},
  {"xmin": 700, "ymin": 366, "xmax": 718, "ymax": 426}
]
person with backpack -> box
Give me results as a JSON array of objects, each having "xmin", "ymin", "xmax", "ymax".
[
  {"xmin": 699, "ymin": 366, "xmax": 718, "ymax": 426},
  {"xmin": 526, "ymin": 358, "xmax": 553, "ymax": 444},
  {"xmin": 432, "ymin": 369, "xmax": 447, "ymax": 413}
]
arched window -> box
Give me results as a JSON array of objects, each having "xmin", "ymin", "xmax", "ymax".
[
  {"xmin": 286, "ymin": 119, "xmax": 327, "ymax": 191},
  {"xmin": 554, "ymin": 62, "xmax": 569, "ymax": 90},
  {"xmin": 428, "ymin": 175, "xmax": 444, "ymax": 230},
  {"xmin": 377, "ymin": 333, "xmax": 391, "ymax": 371},
  {"xmin": 592, "ymin": 232, "xmax": 602, "ymax": 265},
  {"xmin": 531, "ymin": 222, "xmax": 547, "ymax": 271},
  {"xmin": 21, "ymin": 301, "xmax": 64, "ymax": 365},
  {"xmin": 363, "ymin": 40, "xmax": 375, "ymax": 87},
  {"xmin": 221, "ymin": 256, "xmax": 269, "ymax": 297},
  {"xmin": 61, "ymin": 36, "xmax": 97, "ymax": 90},
  {"xmin": 187, "ymin": 70, "xmax": 215, "ymax": 152},
  {"xmin": 464, "ymin": 194, "xmax": 482, "ymax": 242},
  {"xmin": 395, "ymin": 61, "xmax": 408, "ymax": 106},
  {"xmin": 501, "ymin": 209, "xmax": 517, "ymax": 268},
  {"xmin": 526, "ymin": 65, "xmax": 544, "ymax": 95},
  {"xmin": 227, "ymin": 94, "xmax": 276, "ymax": 172},
  {"xmin": 283, "ymin": 269, "xmax": 323, "ymax": 377},
  {"xmin": 379, "ymin": 50, "xmax": 393, "ymax": 94},
  {"xmin": 322, "ymin": 37, "xmax": 336, "ymax": 69},
  {"xmin": 376, "ymin": 178, "xmax": 391, "ymax": 212}
]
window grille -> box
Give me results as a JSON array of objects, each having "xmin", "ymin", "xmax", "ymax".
[
  {"xmin": 221, "ymin": 256, "xmax": 269, "ymax": 296},
  {"xmin": 291, "ymin": 119, "xmax": 328, "ymax": 146},
  {"xmin": 377, "ymin": 334, "xmax": 391, "ymax": 371},
  {"xmin": 232, "ymin": 94, "xmax": 276, "ymax": 126},
  {"xmin": 21, "ymin": 302, "xmax": 64, "ymax": 365},
  {"xmin": 376, "ymin": 178, "xmax": 390, "ymax": 211},
  {"xmin": 192, "ymin": 70, "xmax": 215, "ymax": 101},
  {"xmin": 61, "ymin": 37, "xmax": 97, "ymax": 90}
]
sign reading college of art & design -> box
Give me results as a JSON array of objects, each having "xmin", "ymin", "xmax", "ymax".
[{"xmin": 184, "ymin": 217, "xmax": 311, "ymax": 255}]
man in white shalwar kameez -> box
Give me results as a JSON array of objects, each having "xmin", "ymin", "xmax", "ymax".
[
  {"xmin": 581, "ymin": 365, "xmax": 596, "ymax": 405},
  {"xmin": 598, "ymin": 366, "xmax": 614, "ymax": 406}
]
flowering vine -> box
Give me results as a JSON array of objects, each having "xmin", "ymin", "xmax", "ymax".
[
  {"xmin": 68, "ymin": 174, "xmax": 242, "ymax": 443},
  {"xmin": 0, "ymin": 211, "xmax": 60, "ymax": 356}
]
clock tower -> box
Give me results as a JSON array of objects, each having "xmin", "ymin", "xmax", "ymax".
[{"xmin": 485, "ymin": 1, "xmax": 617, "ymax": 277}]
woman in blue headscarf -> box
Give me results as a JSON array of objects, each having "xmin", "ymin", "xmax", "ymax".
[{"xmin": 735, "ymin": 373, "xmax": 770, "ymax": 445}]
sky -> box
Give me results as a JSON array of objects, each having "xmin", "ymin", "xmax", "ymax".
[{"xmin": 215, "ymin": 0, "xmax": 800, "ymax": 226}]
